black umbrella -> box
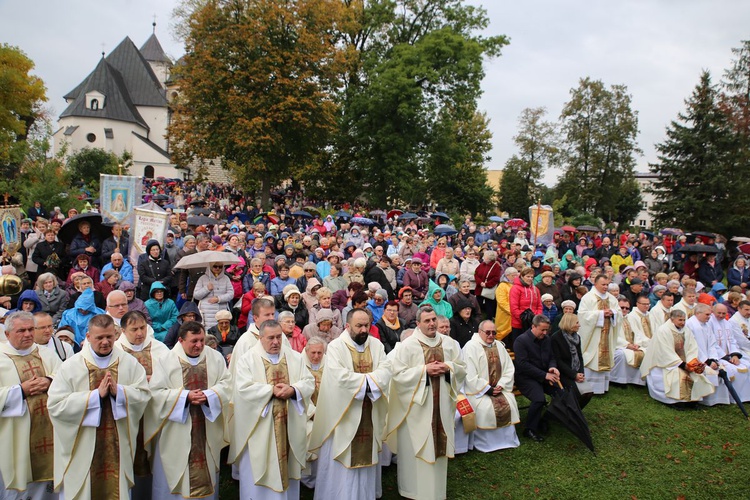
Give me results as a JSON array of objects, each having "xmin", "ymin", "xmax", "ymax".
[
  {"xmin": 152, "ymin": 194, "xmax": 169, "ymax": 201},
  {"xmin": 678, "ymin": 244, "xmax": 720, "ymax": 254},
  {"xmin": 546, "ymin": 382, "xmax": 595, "ymax": 453},
  {"xmin": 431, "ymin": 211, "xmax": 450, "ymax": 220},
  {"xmin": 189, "ymin": 208, "xmax": 212, "ymax": 216},
  {"xmin": 187, "ymin": 215, "xmax": 223, "ymax": 226},
  {"xmin": 433, "ymin": 224, "xmax": 458, "ymax": 236},
  {"xmin": 399, "ymin": 212, "xmax": 418, "ymax": 221},
  {"xmin": 58, "ymin": 213, "xmax": 110, "ymax": 244},
  {"xmin": 333, "ymin": 210, "xmax": 351, "ymax": 219},
  {"xmin": 690, "ymin": 231, "xmax": 716, "ymax": 239},
  {"xmin": 292, "ymin": 210, "xmax": 313, "ymax": 219},
  {"xmin": 717, "ymin": 369, "xmax": 750, "ymax": 419}
]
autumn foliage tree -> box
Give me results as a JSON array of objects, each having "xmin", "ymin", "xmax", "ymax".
[{"xmin": 169, "ymin": 0, "xmax": 349, "ymax": 207}]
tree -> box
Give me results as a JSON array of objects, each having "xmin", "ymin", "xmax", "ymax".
[
  {"xmin": 720, "ymin": 39, "xmax": 750, "ymax": 137},
  {"xmin": 0, "ymin": 44, "xmax": 47, "ymax": 177},
  {"xmin": 649, "ymin": 71, "xmax": 749, "ymax": 236},
  {"xmin": 499, "ymin": 107, "xmax": 558, "ymax": 217},
  {"xmin": 557, "ymin": 78, "xmax": 641, "ymax": 223},
  {"xmin": 169, "ymin": 0, "xmax": 348, "ymax": 208},
  {"xmin": 65, "ymin": 148, "xmax": 123, "ymax": 194}
]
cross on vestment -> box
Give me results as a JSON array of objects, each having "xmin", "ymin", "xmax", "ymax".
[
  {"xmin": 185, "ymin": 372, "xmax": 206, "ymax": 390},
  {"xmin": 34, "ymin": 437, "xmax": 54, "ymax": 454},
  {"xmin": 22, "ymin": 360, "xmax": 43, "ymax": 379},
  {"xmin": 269, "ymin": 371, "xmax": 288, "ymax": 387},
  {"xmin": 356, "ymin": 357, "xmax": 371, "ymax": 373},
  {"xmin": 355, "ymin": 427, "xmax": 372, "ymax": 445},
  {"xmin": 32, "ymin": 399, "xmax": 47, "ymax": 417},
  {"xmin": 96, "ymin": 463, "xmax": 118, "ymax": 481},
  {"xmin": 189, "ymin": 449, "xmax": 207, "ymax": 469}
]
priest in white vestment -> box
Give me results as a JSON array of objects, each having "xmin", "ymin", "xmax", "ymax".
[
  {"xmin": 0, "ymin": 312, "xmax": 62, "ymax": 500},
  {"xmin": 231, "ymin": 320, "xmax": 314, "ymax": 500},
  {"xmin": 301, "ymin": 337, "xmax": 326, "ymax": 489},
  {"xmin": 687, "ymin": 304, "xmax": 737, "ymax": 406},
  {"xmin": 707, "ymin": 304, "xmax": 750, "ymax": 401},
  {"xmin": 576, "ymin": 276, "xmax": 621, "ymax": 394},
  {"xmin": 640, "ymin": 310, "xmax": 714, "ymax": 405},
  {"xmin": 611, "ymin": 296, "xmax": 647, "ymax": 386},
  {"xmin": 385, "ymin": 306, "xmax": 466, "ymax": 500},
  {"xmin": 146, "ymin": 320, "xmax": 231, "ymax": 500},
  {"xmin": 649, "ymin": 292, "xmax": 675, "ymax": 335},
  {"xmin": 462, "ymin": 321, "xmax": 520, "ymax": 452},
  {"xmin": 309, "ymin": 308, "xmax": 392, "ymax": 500},
  {"xmin": 672, "ymin": 288, "xmax": 697, "ymax": 320},
  {"xmin": 729, "ymin": 300, "xmax": 750, "ymax": 355},
  {"xmin": 114, "ymin": 310, "xmax": 170, "ymax": 500},
  {"xmin": 47, "ymin": 314, "xmax": 150, "ymax": 500}
]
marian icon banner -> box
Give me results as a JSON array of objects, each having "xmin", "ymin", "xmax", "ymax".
[
  {"xmin": 100, "ymin": 174, "xmax": 142, "ymax": 224},
  {"xmin": 528, "ymin": 205, "xmax": 554, "ymax": 247}
]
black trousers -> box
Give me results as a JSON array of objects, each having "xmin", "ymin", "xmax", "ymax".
[{"xmin": 517, "ymin": 378, "xmax": 557, "ymax": 432}]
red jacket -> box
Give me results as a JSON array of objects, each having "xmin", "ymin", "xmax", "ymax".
[
  {"xmin": 509, "ymin": 277, "xmax": 542, "ymax": 329},
  {"xmin": 474, "ymin": 261, "xmax": 501, "ymax": 296}
]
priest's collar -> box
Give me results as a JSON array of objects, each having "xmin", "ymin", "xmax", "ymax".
[
  {"xmin": 266, "ymin": 352, "xmax": 281, "ymax": 364},
  {"xmin": 311, "ymin": 363, "xmax": 321, "ymax": 370},
  {"xmin": 8, "ymin": 344, "xmax": 34, "ymax": 356},
  {"xmin": 125, "ymin": 338, "xmax": 146, "ymax": 351},
  {"xmin": 89, "ymin": 344, "xmax": 113, "ymax": 368},
  {"xmin": 414, "ymin": 327, "xmax": 441, "ymax": 347},
  {"xmin": 185, "ymin": 352, "xmax": 201, "ymax": 365},
  {"xmin": 594, "ymin": 290, "xmax": 608, "ymax": 300}
]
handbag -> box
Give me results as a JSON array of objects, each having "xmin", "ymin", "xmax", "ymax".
[
  {"xmin": 520, "ymin": 308, "xmax": 535, "ymax": 331},
  {"xmin": 480, "ymin": 262, "xmax": 498, "ymax": 299}
]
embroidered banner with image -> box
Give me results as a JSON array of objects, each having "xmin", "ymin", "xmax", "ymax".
[
  {"xmin": 528, "ymin": 204, "xmax": 555, "ymax": 247},
  {"xmin": 100, "ymin": 174, "xmax": 142, "ymax": 224}
]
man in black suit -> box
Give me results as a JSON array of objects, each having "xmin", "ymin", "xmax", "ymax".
[{"xmin": 513, "ymin": 314, "xmax": 560, "ymax": 442}]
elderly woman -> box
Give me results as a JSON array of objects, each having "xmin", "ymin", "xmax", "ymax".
[
  {"xmin": 509, "ymin": 267, "xmax": 543, "ymax": 349},
  {"xmin": 551, "ymin": 313, "xmax": 593, "ymax": 408},
  {"xmin": 193, "ymin": 261, "xmax": 234, "ymax": 329},
  {"xmin": 475, "ymin": 250, "xmax": 501, "ymax": 320},
  {"xmin": 279, "ymin": 310, "xmax": 307, "ymax": 353},
  {"xmin": 207, "ymin": 309, "xmax": 240, "ymax": 357},
  {"xmin": 460, "ymin": 246, "xmax": 480, "ymax": 290},
  {"xmin": 435, "ymin": 246, "xmax": 460, "ymax": 277},
  {"xmin": 728, "ymin": 257, "xmax": 750, "ymax": 290},
  {"xmin": 68, "ymin": 219, "xmax": 101, "ymax": 266},
  {"xmin": 302, "ymin": 308, "xmax": 342, "ymax": 343},
  {"xmin": 35, "ymin": 272, "xmax": 69, "ymax": 326},
  {"xmin": 323, "ymin": 262, "xmax": 347, "ymax": 293},
  {"xmin": 137, "ymin": 240, "xmax": 173, "ymax": 301}
]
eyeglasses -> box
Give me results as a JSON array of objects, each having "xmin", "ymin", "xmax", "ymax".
[
  {"xmin": 480, "ymin": 329, "xmax": 497, "ymax": 335},
  {"xmin": 305, "ymin": 269, "xmax": 315, "ymax": 273},
  {"xmin": 212, "ymin": 265, "xmax": 224, "ymax": 269},
  {"xmin": 620, "ymin": 306, "xmax": 630, "ymax": 311},
  {"xmin": 34, "ymin": 325, "xmax": 54, "ymax": 330}
]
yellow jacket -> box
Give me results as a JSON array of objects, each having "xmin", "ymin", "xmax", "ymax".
[{"xmin": 495, "ymin": 281, "xmax": 513, "ymax": 340}]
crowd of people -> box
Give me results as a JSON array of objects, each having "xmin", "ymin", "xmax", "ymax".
[{"xmin": 0, "ymin": 184, "xmax": 748, "ymax": 500}]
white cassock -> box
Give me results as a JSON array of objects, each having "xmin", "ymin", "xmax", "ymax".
[
  {"xmin": 385, "ymin": 328, "xmax": 466, "ymax": 500},
  {"xmin": 0, "ymin": 343, "xmax": 61, "ymax": 500},
  {"xmin": 145, "ymin": 342, "xmax": 231, "ymax": 500},
  {"xmin": 611, "ymin": 310, "xmax": 651, "ymax": 386},
  {"xmin": 649, "ymin": 301, "xmax": 671, "ymax": 335},
  {"xmin": 231, "ymin": 343, "xmax": 314, "ymax": 500},
  {"xmin": 114, "ymin": 335, "xmax": 170, "ymax": 500},
  {"xmin": 729, "ymin": 312, "xmax": 750, "ymax": 356},
  {"xmin": 309, "ymin": 333, "xmax": 391, "ymax": 500},
  {"xmin": 301, "ymin": 354, "xmax": 325, "ymax": 489},
  {"xmin": 687, "ymin": 316, "xmax": 733, "ymax": 406},
  {"xmin": 672, "ymin": 299, "xmax": 696, "ymax": 320},
  {"xmin": 577, "ymin": 290, "xmax": 621, "ymax": 394},
  {"xmin": 47, "ymin": 344, "xmax": 150, "ymax": 500},
  {"xmin": 640, "ymin": 321, "xmax": 714, "ymax": 404},
  {"xmin": 462, "ymin": 334, "xmax": 520, "ymax": 453},
  {"xmin": 42, "ymin": 338, "xmax": 75, "ymax": 362},
  {"xmin": 707, "ymin": 316, "xmax": 750, "ymax": 403}
]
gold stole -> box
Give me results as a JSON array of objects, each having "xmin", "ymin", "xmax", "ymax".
[
  {"xmin": 263, "ymin": 357, "xmax": 290, "ymax": 491},
  {"xmin": 685, "ymin": 305, "xmax": 694, "ymax": 319},
  {"xmin": 622, "ymin": 320, "xmax": 644, "ymax": 368},
  {"xmin": 121, "ymin": 344, "xmax": 153, "ymax": 477},
  {"xmin": 671, "ymin": 330, "xmax": 693, "ymax": 400},
  {"xmin": 483, "ymin": 345, "xmax": 511, "ymax": 427},
  {"xmin": 86, "ymin": 359, "xmax": 120, "ymax": 500},
  {"xmin": 180, "ymin": 358, "xmax": 214, "ymax": 498},
  {"xmin": 308, "ymin": 367, "xmax": 322, "ymax": 407},
  {"xmin": 640, "ymin": 314, "xmax": 653, "ymax": 339},
  {"xmin": 596, "ymin": 297, "xmax": 612, "ymax": 371},
  {"xmin": 347, "ymin": 344, "xmax": 375, "ymax": 467},
  {"xmin": 419, "ymin": 340, "xmax": 447, "ymax": 458},
  {"xmin": 8, "ymin": 350, "xmax": 54, "ymax": 482}
]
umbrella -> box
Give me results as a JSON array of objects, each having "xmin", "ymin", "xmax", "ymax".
[
  {"xmin": 174, "ymin": 251, "xmax": 241, "ymax": 270},
  {"xmin": 152, "ymin": 194, "xmax": 169, "ymax": 201},
  {"xmin": 302, "ymin": 206, "xmax": 320, "ymax": 216},
  {"xmin": 640, "ymin": 230, "xmax": 655, "ymax": 239},
  {"xmin": 350, "ymin": 217, "xmax": 377, "ymax": 226},
  {"xmin": 58, "ymin": 213, "xmax": 110, "ymax": 243},
  {"xmin": 561, "ymin": 225, "xmax": 577, "ymax": 233},
  {"xmin": 737, "ymin": 243, "xmax": 750, "ymax": 255},
  {"xmin": 253, "ymin": 212, "xmax": 280, "ymax": 224},
  {"xmin": 576, "ymin": 225, "xmax": 601, "ymax": 232},
  {"xmin": 730, "ymin": 236, "xmax": 750, "ymax": 243},
  {"xmin": 690, "ymin": 231, "xmax": 716, "ymax": 239},
  {"xmin": 187, "ymin": 216, "xmax": 222, "ymax": 226},
  {"xmin": 333, "ymin": 210, "xmax": 351, "ymax": 219},
  {"xmin": 163, "ymin": 204, "xmax": 175, "ymax": 210},
  {"xmin": 430, "ymin": 212, "xmax": 450, "ymax": 220},
  {"xmin": 660, "ymin": 227, "xmax": 683, "ymax": 236},
  {"xmin": 505, "ymin": 218, "xmax": 528, "ymax": 229},
  {"xmin": 387, "ymin": 209, "xmax": 403, "ymax": 219},
  {"xmin": 546, "ymin": 382, "xmax": 595, "ymax": 453},
  {"xmin": 433, "ymin": 224, "xmax": 458, "ymax": 236},
  {"xmin": 489, "ymin": 216, "xmax": 505, "ymax": 223},
  {"xmin": 189, "ymin": 208, "xmax": 212, "ymax": 216},
  {"xmin": 677, "ymin": 244, "xmax": 720, "ymax": 254},
  {"xmin": 399, "ymin": 212, "xmax": 418, "ymax": 221},
  {"xmin": 717, "ymin": 369, "xmax": 749, "ymax": 419},
  {"xmin": 292, "ymin": 210, "xmax": 313, "ymax": 219},
  {"xmin": 369, "ymin": 209, "xmax": 386, "ymax": 217},
  {"xmin": 230, "ymin": 213, "xmax": 250, "ymax": 223}
]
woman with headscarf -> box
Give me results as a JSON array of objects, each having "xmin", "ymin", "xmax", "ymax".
[
  {"xmin": 559, "ymin": 249, "xmax": 579, "ymax": 272},
  {"xmin": 137, "ymin": 240, "xmax": 173, "ymax": 301}
]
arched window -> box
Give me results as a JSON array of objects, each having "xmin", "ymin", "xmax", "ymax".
[
  {"xmin": 144, "ymin": 165, "xmax": 155, "ymax": 179},
  {"xmin": 90, "ymin": 99, "xmax": 99, "ymax": 110}
]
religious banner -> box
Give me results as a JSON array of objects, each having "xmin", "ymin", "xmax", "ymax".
[
  {"xmin": 0, "ymin": 205, "xmax": 22, "ymax": 251},
  {"xmin": 528, "ymin": 204, "xmax": 554, "ymax": 247},
  {"xmin": 100, "ymin": 174, "xmax": 143, "ymax": 224},
  {"xmin": 131, "ymin": 207, "xmax": 169, "ymax": 255}
]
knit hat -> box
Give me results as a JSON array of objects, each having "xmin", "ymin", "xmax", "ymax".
[
  {"xmin": 215, "ymin": 310, "xmax": 232, "ymax": 321},
  {"xmin": 541, "ymin": 294, "xmax": 554, "ymax": 302}
]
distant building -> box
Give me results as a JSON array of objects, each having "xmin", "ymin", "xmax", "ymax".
[
  {"xmin": 634, "ymin": 172, "xmax": 658, "ymax": 229},
  {"xmin": 486, "ymin": 169, "xmax": 502, "ymax": 192},
  {"xmin": 52, "ymin": 26, "xmax": 230, "ymax": 182}
]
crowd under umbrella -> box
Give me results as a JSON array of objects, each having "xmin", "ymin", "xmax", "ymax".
[
  {"xmin": 387, "ymin": 209, "xmax": 403, "ymax": 219},
  {"xmin": 333, "ymin": 210, "xmax": 352, "ymax": 219},
  {"xmin": 187, "ymin": 215, "xmax": 223, "ymax": 226},
  {"xmin": 430, "ymin": 211, "xmax": 450, "ymax": 220},
  {"xmin": 398, "ymin": 212, "xmax": 418, "ymax": 221},
  {"xmin": 504, "ymin": 218, "xmax": 528, "ymax": 230},
  {"xmin": 433, "ymin": 224, "xmax": 458, "ymax": 236},
  {"xmin": 58, "ymin": 212, "xmax": 110, "ymax": 243},
  {"xmin": 488, "ymin": 216, "xmax": 504, "ymax": 223},
  {"xmin": 350, "ymin": 216, "xmax": 377, "ymax": 226},
  {"xmin": 291, "ymin": 210, "xmax": 313, "ymax": 219}
]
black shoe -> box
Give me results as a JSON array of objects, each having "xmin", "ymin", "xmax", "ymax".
[{"xmin": 523, "ymin": 428, "xmax": 544, "ymax": 442}]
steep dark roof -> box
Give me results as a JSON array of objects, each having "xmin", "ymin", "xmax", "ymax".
[
  {"xmin": 64, "ymin": 37, "xmax": 167, "ymax": 107},
  {"xmin": 140, "ymin": 33, "xmax": 171, "ymax": 64},
  {"xmin": 132, "ymin": 132, "xmax": 170, "ymax": 160},
  {"xmin": 59, "ymin": 57, "xmax": 148, "ymax": 129}
]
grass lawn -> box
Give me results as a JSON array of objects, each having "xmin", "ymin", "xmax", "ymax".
[{"xmin": 219, "ymin": 384, "xmax": 750, "ymax": 499}]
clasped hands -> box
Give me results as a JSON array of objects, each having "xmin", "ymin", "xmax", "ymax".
[
  {"xmin": 97, "ymin": 372, "xmax": 118, "ymax": 398},
  {"xmin": 272, "ymin": 383, "xmax": 295, "ymax": 400},
  {"xmin": 426, "ymin": 360, "xmax": 449, "ymax": 377},
  {"xmin": 21, "ymin": 375, "xmax": 51, "ymax": 397},
  {"xmin": 187, "ymin": 389, "xmax": 208, "ymax": 406}
]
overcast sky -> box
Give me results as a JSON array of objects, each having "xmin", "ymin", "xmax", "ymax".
[{"xmin": 2, "ymin": 0, "xmax": 748, "ymax": 185}]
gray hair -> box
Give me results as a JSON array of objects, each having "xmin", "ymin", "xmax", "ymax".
[
  {"xmin": 670, "ymin": 309, "xmax": 686, "ymax": 320},
  {"xmin": 416, "ymin": 305, "xmax": 435, "ymax": 322},
  {"xmin": 277, "ymin": 311, "xmax": 295, "ymax": 322},
  {"xmin": 306, "ymin": 336, "xmax": 328, "ymax": 349},
  {"xmin": 5, "ymin": 311, "xmax": 34, "ymax": 334},
  {"xmin": 106, "ymin": 290, "xmax": 128, "ymax": 306},
  {"xmin": 694, "ymin": 303, "xmax": 711, "ymax": 315},
  {"xmin": 34, "ymin": 272, "xmax": 59, "ymax": 291}
]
